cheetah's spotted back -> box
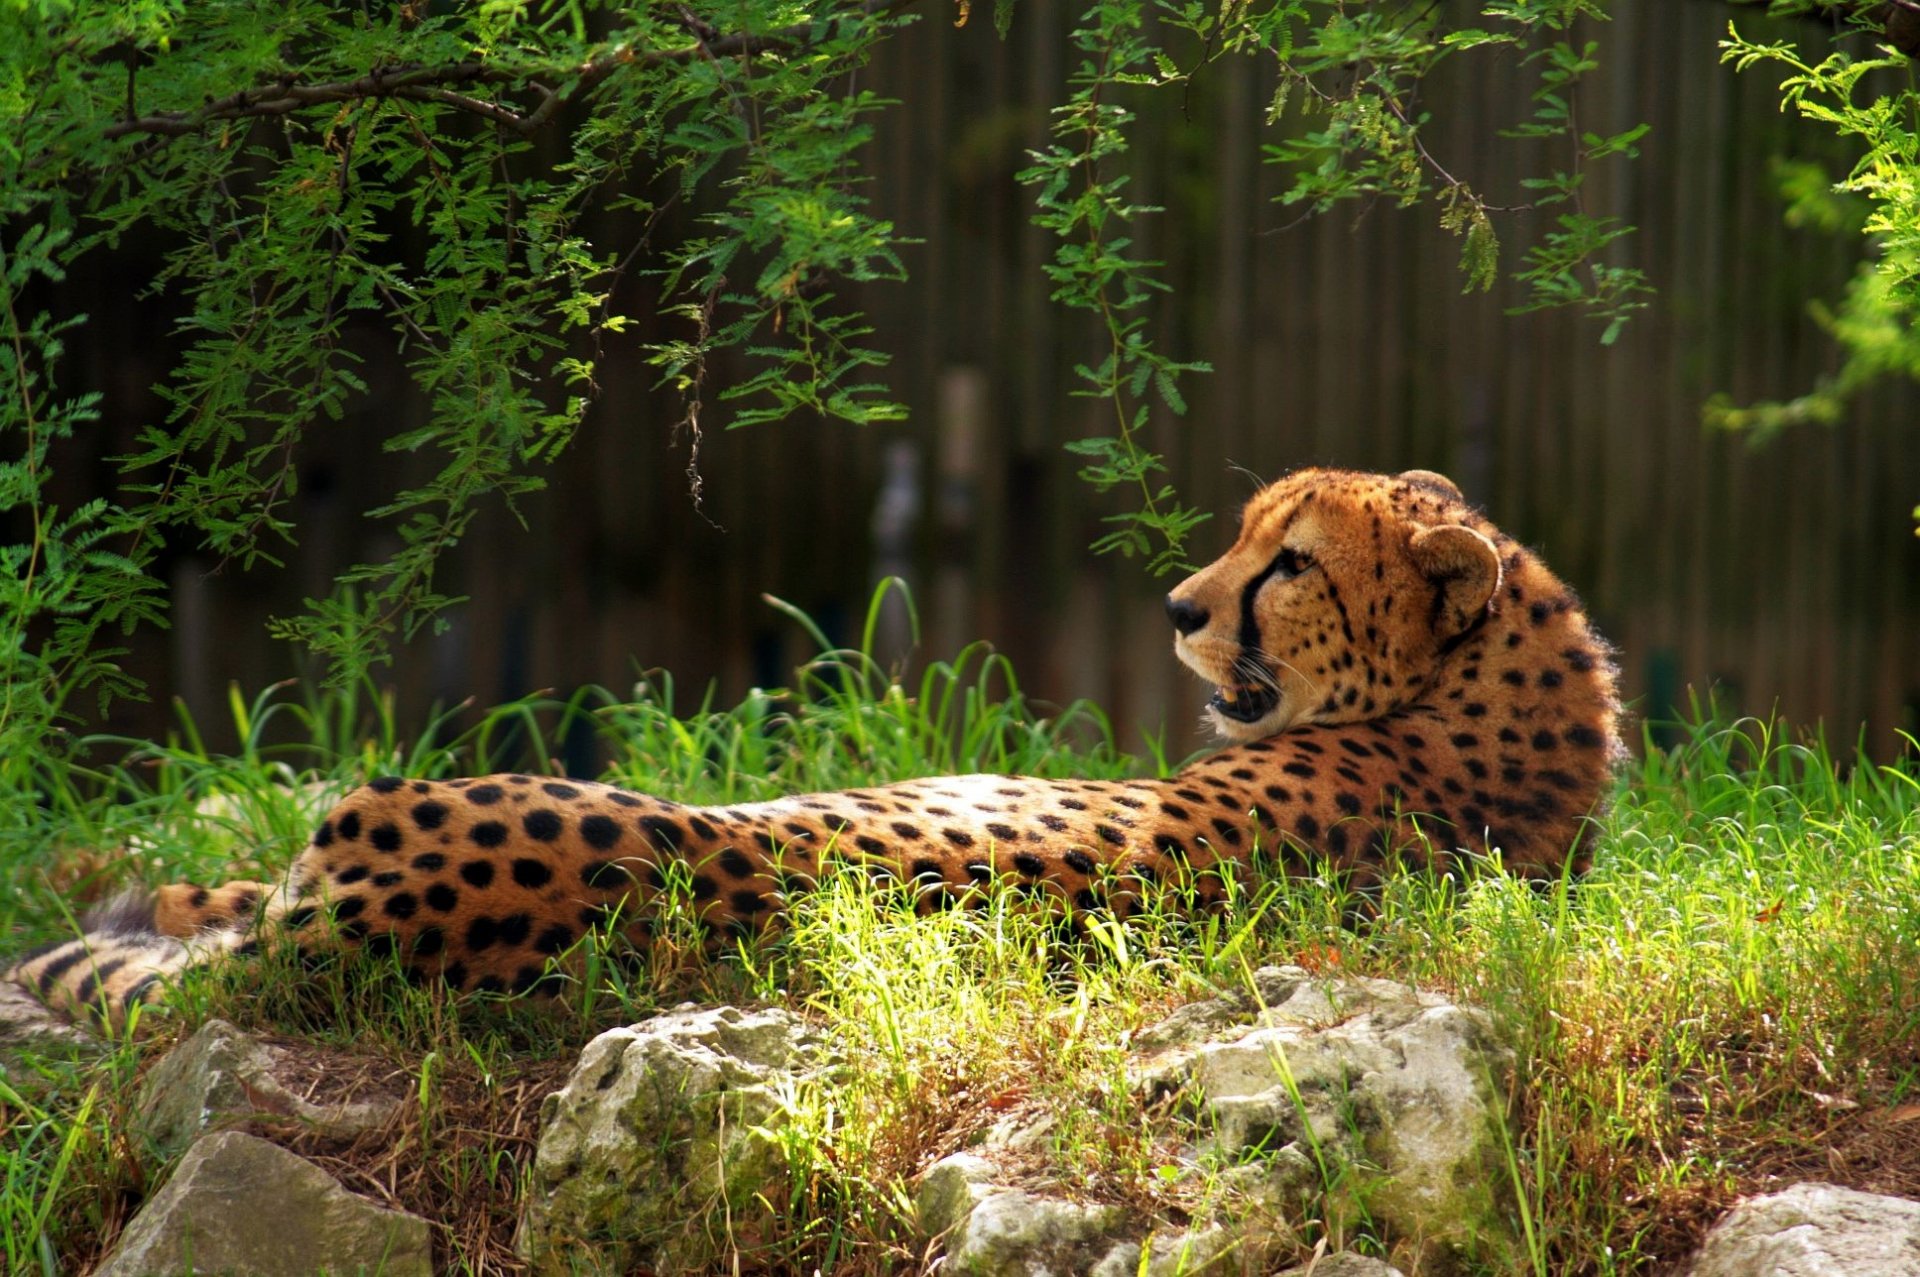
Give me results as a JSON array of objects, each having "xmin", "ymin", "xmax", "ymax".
[{"xmin": 12, "ymin": 467, "xmax": 1621, "ymax": 1025}]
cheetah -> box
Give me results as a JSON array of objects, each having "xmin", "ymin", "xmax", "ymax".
[{"xmin": 11, "ymin": 467, "xmax": 1621, "ymax": 1025}]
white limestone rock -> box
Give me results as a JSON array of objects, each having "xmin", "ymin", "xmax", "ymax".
[
  {"xmin": 1132, "ymin": 966, "xmax": 1517, "ymax": 1272},
  {"xmin": 518, "ymin": 1003, "xmax": 830, "ymax": 1275},
  {"xmin": 1680, "ymin": 1181, "xmax": 1920, "ymax": 1277}
]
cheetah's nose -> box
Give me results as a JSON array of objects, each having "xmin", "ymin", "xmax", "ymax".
[{"xmin": 1165, "ymin": 595, "xmax": 1210, "ymax": 636}]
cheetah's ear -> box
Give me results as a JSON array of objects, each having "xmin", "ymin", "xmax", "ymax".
[
  {"xmin": 1397, "ymin": 469, "xmax": 1464, "ymax": 501},
  {"xmin": 1409, "ymin": 523, "xmax": 1502, "ymax": 639}
]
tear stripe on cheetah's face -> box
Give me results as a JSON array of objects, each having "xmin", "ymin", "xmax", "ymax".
[{"xmin": 10, "ymin": 466, "xmax": 1623, "ymax": 1028}]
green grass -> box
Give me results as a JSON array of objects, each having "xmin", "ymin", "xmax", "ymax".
[{"xmin": 2, "ymin": 601, "xmax": 1917, "ymax": 1274}]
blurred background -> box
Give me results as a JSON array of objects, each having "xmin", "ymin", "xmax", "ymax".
[{"xmin": 47, "ymin": 0, "xmax": 1920, "ymax": 762}]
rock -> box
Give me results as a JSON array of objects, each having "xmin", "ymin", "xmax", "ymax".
[
  {"xmin": 518, "ymin": 1004, "xmax": 830, "ymax": 1275},
  {"xmin": 95, "ymin": 1129, "xmax": 432, "ymax": 1277},
  {"xmin": 939, "ymin": 1187, "xmax": 1131, "ymax": 1277},
  {"xmin": 1132, "ymin": 966, "xmax": 1516, "ymax": 1273},
  {"xmin": 1275, "ymin": 1254, "xmax": 1407, "ymax": 1277},
  {"xmin": 919, "ymin": 1152, "xmax": 1002, "ymax": 1239},
  {"xmin": 1680, "ymin": 1181, "xmax": 1920, "ymax": 1277},
  {"xmin": 136, "ymin": 1018, "xmax": 405, "ymax": 1158},
  {"xmin": 922, "ymin": 1155, "xmax": 1242, "ymax": 1276}
]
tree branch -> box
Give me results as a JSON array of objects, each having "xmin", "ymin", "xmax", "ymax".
[{"xmin": 104, "ymin": 0, "xmax": 925, "ymax": 142}]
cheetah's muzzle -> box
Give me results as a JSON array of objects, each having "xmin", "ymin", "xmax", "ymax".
[{"xmin": 1208, "ymin": 681, "xmax": 1280, "ymax": 725}]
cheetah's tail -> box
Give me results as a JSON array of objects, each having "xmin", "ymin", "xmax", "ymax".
[{"xmin": 6, "ymin": 879, "xmax": 278, "ymax": 1032}]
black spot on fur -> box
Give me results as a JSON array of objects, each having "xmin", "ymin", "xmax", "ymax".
[
  {"xmin": 542, "ymin": 782, "xmax": 580, "ymax": 801},
  {"xmin": 370, "ymin": 823, "xmax": 403, "ymax": 853},
  {"xmin": 466, "ymin": 784, "xmax": 504, "ymax": 806},
  {"xmin": 337, "ymin": 865, "xmax": 370, "ymax": 886},
  {"xmin": 579, "ymin": 815, "xmax": 621, "ymax": 850},
  {"xmin": 314, "ymin": 821, "xmax": 335, "ymax": 848},
  {"xmin": 425, "ymin": 884, "xmax": 458, "ymax": 912},
  {"xmin": 511, "ymin": 858, "xmax": 553, "ymax": 889},
  {"xmin": 411, "ymin": 852, "xmax": 446, "ymax": 872},
  {"xmin": 535, "ymin": 923, "xmax": 575, "ymax": 955},
  {"xmin": 1063, "ymin": 849, "xmax": 1095, "ymax": 874},
  {"xmin": 523, "ymin": 809, "xmax": 563, "ymax": 842},
  {"xmin": 384, "ymin": 893, "xmax": 419, "ymax": 920},
  {"xmin": 460, "ymin": 860, "xmax": 495, "ymax": 887},
  {"xmin": 641, "ymin": 816, "xmax": 684, "ymax": 852},
  {"xmin": 470, "ymin": 821, "xmax": 508, "ymax": 849},
  {"xmin": 1012, "ymin": 853, "xmax": 1046, "ymax": 876},
  {"xmin": 581, "ymin": 860, "xmax": 628, "ymax": 890},
  {"xmin": 412, "ymin": 801, "xmax": 448, "ymax": 831},
  {"xmin": 338, "ymin": 812, "xmax": 362, "ymax": 841},
  {"xmin": 369, "ymin": 777, "xmax": 405, "ymax": 795},
  {"xmin": 715, "ymin": 846, "xmax": 755, "ymax": 878}
]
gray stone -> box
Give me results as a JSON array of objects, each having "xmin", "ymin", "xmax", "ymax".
[
  {"xmin": 917, "ymin": 969, "xmax": 1514, "ymax": 1276},
  {"xmin": 918, "ymin": 1152, "xmax": 1002, "ymax": 1239},
  {"xmin": 518, "ymin": 1004, "xmax": 829, "ymax": 1275},
  {"xmin": 95, "ymin": 1129, "xmax": 431, "ymax": 1277},
  {"xmin": 1680, "ymin": 1181, "xmax": 1920, "ymax": 1277},
  {"xmin": 926, "ymin": 1157, "xmax": 1249, "ymax": 1277},
  {"xmin": 939, "ymin": 1187, "xmax": 1131, "ymax": 1277},
  {"xmin": 1275, "ymin": 1254, "xmax": 1407, "ymax": 1277},
  {"xmin": 137, "ymin": 1019, "xmax": 404, "ymax": 1157},
  {"xmin": 1132, "ymin": 966, "xmax": 1516, "ymax": 1272}
]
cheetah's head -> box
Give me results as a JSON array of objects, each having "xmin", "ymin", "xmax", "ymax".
[{"xmin": 1165, "ymin": 468, "xmax": 1504, "ymax": 742}]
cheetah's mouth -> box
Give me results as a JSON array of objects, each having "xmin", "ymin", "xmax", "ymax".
[{"xmin": 1208, "ymin": 681, "xmax": 1281, "ymax": 725}]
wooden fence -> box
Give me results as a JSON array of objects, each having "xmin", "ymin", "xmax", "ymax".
[{"xmin": 74, "ymin": 0, "xmax": 1920, "ymax": 762}]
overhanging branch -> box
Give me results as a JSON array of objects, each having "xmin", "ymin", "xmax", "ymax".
[{"xmin": 103, "ymin": 0, "xmax": 925, "ymax": 142}]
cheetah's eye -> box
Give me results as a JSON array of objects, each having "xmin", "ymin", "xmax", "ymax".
[{"xmin": 1273, "ymin": 548, "xmax": 1312, "ymax": 580}]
